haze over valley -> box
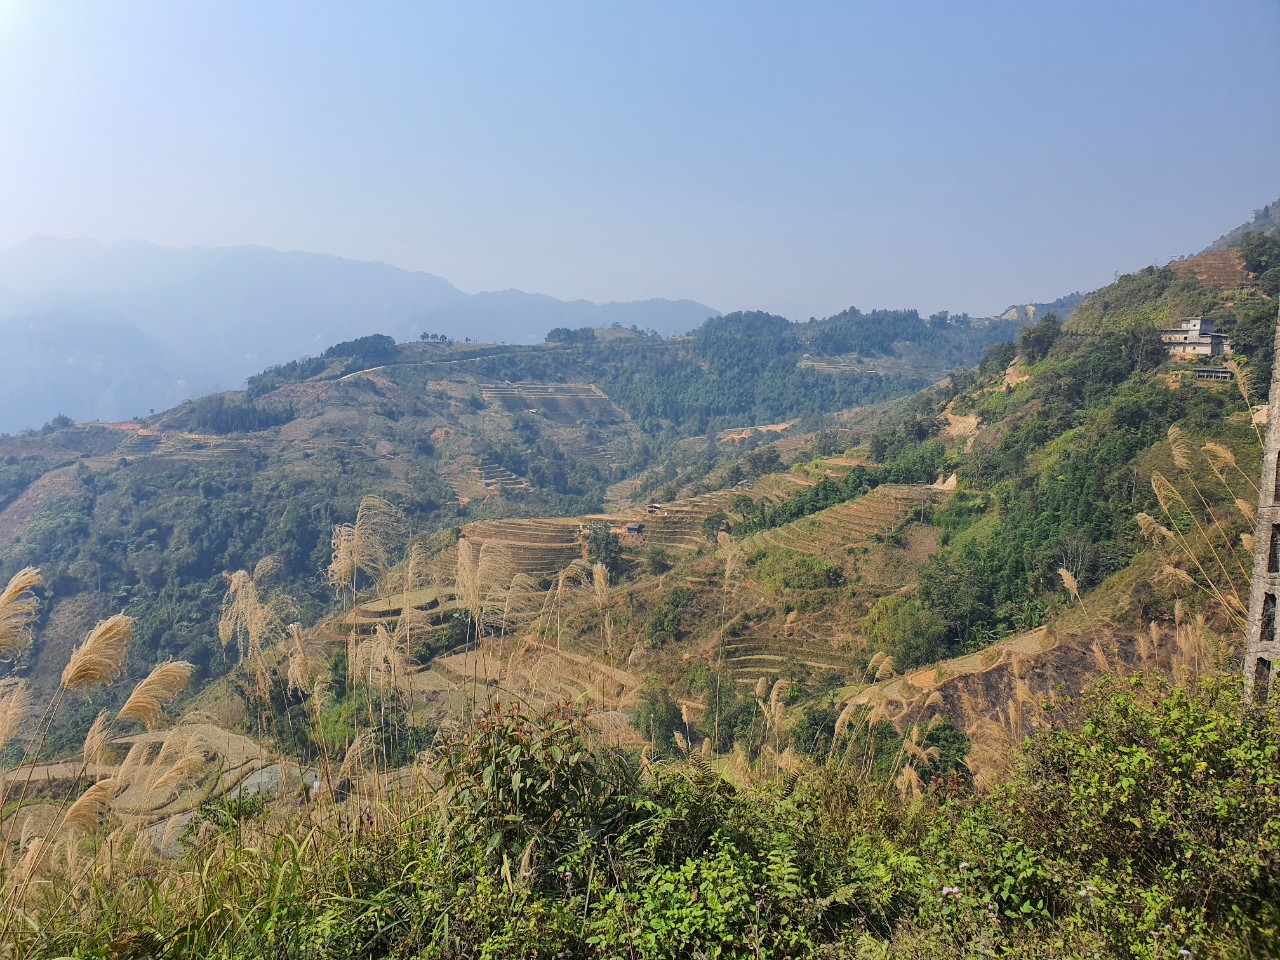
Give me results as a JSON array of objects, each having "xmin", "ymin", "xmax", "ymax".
[{"xmin": 0, "ymin": 237, "xmax": 717, "ymax": 432}]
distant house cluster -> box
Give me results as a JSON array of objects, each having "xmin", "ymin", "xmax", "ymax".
[{"xmin": 1158, "ymin": 317, "xmax": 1232, "ymax": 359}]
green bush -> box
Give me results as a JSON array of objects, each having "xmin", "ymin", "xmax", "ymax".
[{"xmin": 749, "ymin": 548, "xmax": 844, "ymax": 591}]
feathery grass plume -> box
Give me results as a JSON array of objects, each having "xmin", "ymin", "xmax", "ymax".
[
  {"xmin": 1242, "ymin": 532, "xmax": 1256, "ymax": 553},
  {"xmin": 1167, "ymin": 425, "xmax": 1192, "ymax": 470},
  {"xmin": 219, "ymin": 569, "xmax": 256, "ymax": 651},
  {"xmin": 61, "ymin": 613, "xmax": 133, "ymax": 692},
  {"xmin": 1236, "ymin": 498, "xmax": 1257, "ymax": 523},
  {"xmin": 832, "ymin": 701, "xmax": 858, "ymax": 738},
  {"xmin": 353, "ymin": 495, "xmax": 404, "ymax": 582},
  {"xmin": 1135, "ymin": 512, "xmax": 1175, "ymax": 544},
  {"xmin": 754, "ymin": 676, "xmax": 768, "ymax": 700},
  {"xmin": 454, "ymin": 539, "xmax": 484, "ymax": 641},
  {"xmin": 286, "ymin": 623, "xmax": 321, "ymax": 696},
  {"xmin": 252, "ymin": 554, "xmax": 283, "ymax": 585},
  {"xmin": 591, "ymin": 561, "xmax": 611, "ymax": 656},
  {"xmin": 327, "ymin": 523, "xmax": 359, "ymax": 601},
  {"xmin": 680, "ymin": 703, "xmax": 693, "ymax": 728},
  {"xmin": 310, "ymin": 675, "xmax": 334, "ymax": 718},
  {"xmin": 874, "ymin": 655, "xmax": 897, "ymax": 681},
  {"xmin": 673, "ymin": 730, "xmax": 688, "ymax": 753},
  {"xmin": 895, "ymin": 763, "xmax": 922, "ymax": 801},
  {"xmin": 15, "ymin": 836, "xmax": 50, "ymax": 885},
  {"xmin": 768, "ymin": 679, "xmax": 787, "ymax": 724},
  {"xmin": 1199, "ymin": 439, "xmax": 1232, "ymax": 473},
  {"xmin": 1090, "ymin": 640, "xmax": 1111, "ymax": 673},
  {"xmin": 0, "ymin": 566, "xmax": 41, "ymax": 656},
  {"xmin": 700, "ymin": 737, "xmax": 711, "ymax": 758},
  {"xmin": 1150, "ymin": 472, "xmax": 1179, "ymax": 514},
  {"xmin": 117, "ymin": 662, "xmax": 193, "ymax": 730},
  {"xmin": 924, "ymin": 690, "xmax": 944, "ymax": 709},
  {"xmin": 338, "ymin": 731, "xmax": 372, "ymax": 782},
  {"xmin": 64, "ymin": 778, "xmax": 119, "ymax": 834},
  {"xmin": 1158, "ymin": 563, "xmax": 1198, "ymax": 590},
  {"xmin": 866, "ymin": 650, "xmax": 886, "ymax": 676},
  {"xmin": 150, "ymin": 728, "xmax": 218, "ymax": 797},
  {"xmin": 864, "ymin": 701, "xmax": 893, "ymax": 731},
  {"xmin": 352, "ymin": 624, "xmax": 406, "ymax": 693},
  {"xmin": 82, "ymin": 709, "xmax": 111, "ymax": 769},
  {"xmin": 116, "ymin": 740, "xmax": 157, "ymax": 788},
  {"xmin": 151, "ymin": 752, "xmax": 207, "ymax": 797},
  {"xmin": 1058, "ymin": 567, "xmax": 1080, "ymax": 602},
  {"xmin": 0, "ymin": 678, "xmax": 31, "ymax": 751},
  {"xmin": 1203, "ymin": 441, "xmax": 1259, "ymax": 493}
]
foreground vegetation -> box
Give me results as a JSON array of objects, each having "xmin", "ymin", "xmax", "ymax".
[{"xmin": 1, "ymin": 667, "xmax": 1275, "ymax": 959}]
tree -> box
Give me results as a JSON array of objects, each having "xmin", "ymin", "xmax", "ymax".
[
  {"xmin": 1017, "ymin": 313, "xmax": 1062, "ymax": 364},
  {"xmin": 585, "ymin": 524, "xmax": 622, "ymax": 580}
]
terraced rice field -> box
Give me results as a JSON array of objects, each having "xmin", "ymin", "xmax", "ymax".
[
  {"xmin": 718, "ymin": 636, "xmax": 855, "ymax": 685},
  {"xmin": 736, "ymin": 484, "xmax": 941, "ymax": 569},
  {"xmin": 744, "ymin": 472, "xmax": 813, "ymax": 504},
  {"xmin": 480, "ymin": 382, "xmax": 621, "ymax": 426},
  {"xmin": 1171, "ymin": 249, "xmax": 1251, "ymax": 290},
  {"xmin": 475, "ymin": 461, "xmax": 532, "ymax": 492},
  {"xmin": 460, "ymin": 517, "xmax": 585, "ymax": 578},
  {"xmin": 642, "ymin": 491, "xmax": 741, "ymax": 552}
]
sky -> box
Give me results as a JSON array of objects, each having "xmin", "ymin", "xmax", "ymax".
[{"xmin": 0, "ymin": 1, "xmax": 1277, "ymax": 321}]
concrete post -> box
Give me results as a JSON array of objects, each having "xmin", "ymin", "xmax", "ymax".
[{"xmin": 1242, "ymin": 304, "xmax": 1280, "ymax": 698}]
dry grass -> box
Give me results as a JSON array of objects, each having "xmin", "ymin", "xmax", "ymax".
[
  {"xmin": 61, "ymin": 614, "xmax": 133, "ymax": 692},
  {"xmin": 117, "ymin": 662, "xmax": 194, "ymax": 730},
  {"xmin": 0, "ymin": 679, "xmax": 31, "ymax": 751},
  {"xmin": 81, "ymin": 710, "xmax": 111, "ymax": 769},
  {"xmin": 286, "ymin": 623, "xmax": 323, "ymax": 697},
  {"xmin": 327, "ymin": 496, "xmax": 406, "ymax": 604},
  {"xmin": 1135, "ymin": 512, "xmax": 1175, "ymax": 545},
  {"xmin": 62, "ymin": 778, "xmax": 118, "ymax": 834},
  {"xmin": 0, "ymin": 567, "xmax": 42, "ymax": 656}
]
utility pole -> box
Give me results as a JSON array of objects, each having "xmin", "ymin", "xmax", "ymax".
[{"xmin": 1243, "ymin": 303, "xmax": 1280, "ymax": 699}]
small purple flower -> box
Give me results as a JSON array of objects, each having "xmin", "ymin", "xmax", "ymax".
[{"xmin": 1179, "ymin": 951, "xmax": 1191, "ymax": 958}]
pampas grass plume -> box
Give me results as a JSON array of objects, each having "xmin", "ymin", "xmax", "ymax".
[
  {"xmin": 874, "ymin": 656, "xmax": 896, "ymax": 682},
  {"xmin": 64, "ymin": 779, "xmax": 119, "ymax": 833},
  {"xmin": 1058, "ymin": 567, "xmax": 1080, "ymax": 601},
  {"xmin": 0, "ymin": 678, "xmax": 31, "ymax": 751},
  {"xmin": 1201, "ymin": 441, "xmax": 1238, "ymax": 470},
  {"xmin": 0, "ymin": 566, "xmax": 42, "ymax": 656},
  {"xmin": 118, "ymin": 661, "xmax": 194, "ymax": 730},
  {"xmin": 61, "ymin": 613, "xmax": 133, "ymax": 692},
  {"xmin": 82, "ymin": 709, "xmax": 111, "ymax": 769},
  {"xmin": 1135, "ymin": 513, "xmax": 1174, "ymax": 544},
  {"xmin": 1167, "ymin": 425, "xmax": 1192, "ymax": 470}
]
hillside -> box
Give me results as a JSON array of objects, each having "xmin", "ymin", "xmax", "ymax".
[{"xmin": 0, "ymin": 309, "xmax": 1016, "ymax": 737}]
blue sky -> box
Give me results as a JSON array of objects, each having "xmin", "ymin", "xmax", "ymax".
[{"xmin": 1, "ymin": 1, "xmax": 1277, "ymax": 320}]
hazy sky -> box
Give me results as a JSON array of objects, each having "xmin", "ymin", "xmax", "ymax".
[{"xmin": 1, "ymin": 1, "xmax": 1277, "ymax": 320}]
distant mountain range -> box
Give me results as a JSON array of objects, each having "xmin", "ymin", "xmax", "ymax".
[{"xmin": 0, "ymin": 238, "xmax": 719, "ymax": 433}]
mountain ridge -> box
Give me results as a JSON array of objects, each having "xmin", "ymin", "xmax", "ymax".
[{"xmin": 0, "ymin": 237, "xmax": 721, "ymax": 432}]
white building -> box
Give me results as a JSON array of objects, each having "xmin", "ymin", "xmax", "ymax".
[{"xmin": 1158, "ymin": 317, "xmax": 1231, "ymax": 358}]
